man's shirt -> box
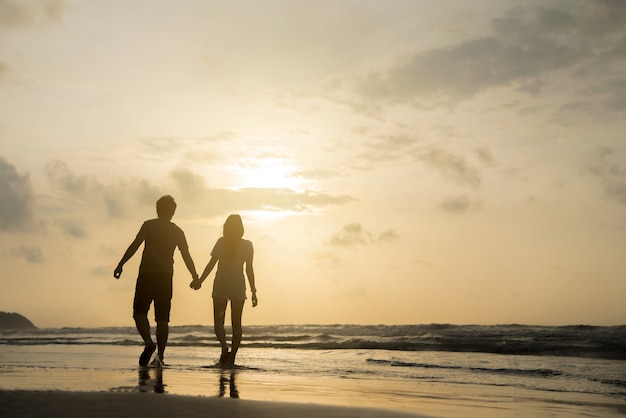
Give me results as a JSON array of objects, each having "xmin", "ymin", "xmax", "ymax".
[{"xmin": 137, "ymin": 218, "xmax": 188, "ymax": 274}]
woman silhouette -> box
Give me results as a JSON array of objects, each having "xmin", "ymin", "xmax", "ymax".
[{"xmin": 191, "ymin": 214, "xmax": 257, "ymax": 366}]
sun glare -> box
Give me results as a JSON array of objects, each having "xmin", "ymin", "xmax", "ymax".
[
  {"xmin": 240, "ymin": 209, "xmax": 301, "ymax": 224},
  {"xmin": 231, "ymin": 157, "xmax": 304, "ymax": 190}
]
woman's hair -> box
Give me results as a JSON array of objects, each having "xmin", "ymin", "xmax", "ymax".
[
  {"xmin": 222, "ymin": 214, "xmax": 244, "ymax": 261},
  {"xmin": 223, "ymin": 214, "xmax": 244, "ymax": 238}
]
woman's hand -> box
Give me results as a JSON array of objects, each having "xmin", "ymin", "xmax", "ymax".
[
  {"xmin": 190, "ymin": 278, "xmax": 202, "ymax": 290},
  {"xmin": 251, "ymin": 292, "xmax": 258, "ymax": 307}
]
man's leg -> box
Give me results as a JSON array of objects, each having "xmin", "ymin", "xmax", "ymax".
[
  {"xmin": 134, "ymin": 314, "xmax": 154, "ymax": 346},
  {"xmin": 213, "ymin": 297, "xmax": 229, "ymax": 360},
  {"xmin": 152, "ymin": 272, "xmax": 173, "ymax": 363},
  {"xmin": 134, "ymin": 313, "xmax": 156, "ymax": 366},
  {"xmin": 156, "ymin": 320, "xmax": 168, "ymax": 360},
  {"xmin": 133, "ymin": 281, "xmax": 157, "ymax": 366},
  {"xmin": 229, "ymin": 299, "xmax": 245, "ymax": 365},
  {"xmin": 133, "ymin": 276, "xmax": 154, "ymax": 346}
]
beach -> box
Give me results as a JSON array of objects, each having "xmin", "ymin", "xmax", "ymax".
[
  {"xmin": 0, "ymin": 390, "xmax": 429, "ymax": 418},
  {"xmin": 1, "ymin": 325, "xmax": 625, "ymax": 417},
  {"xmin": 1, "ymin": 365, "xmax": 623, "ymax": 418}
]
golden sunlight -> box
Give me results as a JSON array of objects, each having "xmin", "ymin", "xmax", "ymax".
[
  {"xmin": 240, "ymin": 209, "xmax": 301, "ymax": 224},
  {"xmin": 230, "ymin": 157, "xmax": 304, "ymax": 190}
]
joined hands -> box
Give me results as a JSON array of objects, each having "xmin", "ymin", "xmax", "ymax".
[{"xmin": 190, "ymin": 277, "xmax": 202, "ymax": 290}]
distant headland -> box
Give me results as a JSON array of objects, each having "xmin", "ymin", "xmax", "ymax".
[{"xmin": 0, "ymin": 312, "xmax": 37, "ymax": 329}]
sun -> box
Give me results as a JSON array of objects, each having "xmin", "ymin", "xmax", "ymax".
[{"xmin": 230, "ymin": 156, "xmax": 304, "ymax": 190}]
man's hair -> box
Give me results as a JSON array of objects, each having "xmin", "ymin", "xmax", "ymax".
[{"xmin": 156, "ymin": 195, "xmax": 177, "ymax": 218}]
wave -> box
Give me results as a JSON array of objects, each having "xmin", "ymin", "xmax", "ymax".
[
  {"xmin": 366, "ymin": 358, "xmax": 564, "ymax": 377},
  {"xmin": 2, "ymin": 324, "xmax": 625, "ymax": 360}
]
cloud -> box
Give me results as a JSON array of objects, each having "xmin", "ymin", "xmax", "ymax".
[
  {"xmin": 12, "ymin": 246, "xmax": 45, "ymax": 263},
  {"xmin": 587, "ymin": 147, "xmax": 626, "ymax": 205},
  {"xmin": 378, "ymin": 229, "xmax": 399, "ymax": 242},
  {"xmin": 416, "ymin": 147, "xmax": 482, "ymax": 189},
  {"xmin": 137, "ymin": 133, "xmax": 236, "ymax": 164},
  {"xmin": 0, "ymin": 156, "xmax": 35, "ymax": 231},
  {"xmin": 549, "ymin": 79, "xmax": 626, "ymax": 124},
  {"xmin": 354, "ymin": 35, "xmax": 578, "ymax": 102},
  {"xmin": 89, "ymin": 265, "xmax": 110, "ymax": 277},
  {"xmin": 294, "ymin": 168, "xmax": 342, "ymax": 181},
  {"xmin": 474, "ymin": 147, "xmax": 496, "ymax": 166},
  {"xmin": 170, "ymin": 168, "xmax": 354, "ymax": 216},
  {"xmin": 44, "ymin": 159, "xmax": 162, "ymax": 219},
  {"xmin": 44, "ymin": 159, "xmax": 102, "ymax": 197},
  {"xmin": 328, "ymin": 223, "xmax": 372, "ymax": 247},
  {"xmin": 603, "ymin": 79, "xmax": 626, "ymax": 112},
  {"xmin": 0, "ymin": 0, "xmax": 64, "ymax": 29},
  {"xmin": 358, "ymin": 132, "xmax": 420, "ymax": 163},
  {"xmin": 0, "ymin": 61, "xmax": 8, "ymax": 82},
  {"xmin": 351, "ymin": 130, "xmax": 487, "ymax": 189},
  {"xmin": 439, "ymin": 194, "xmax": 479, "ymax": 214},
  {"xmin": 58, "ymin": 219, "xmax": 87, "ymax": 239},
  {"xmin": 43, "ymin": 161, "xmax": 354, "ymax": 223},
  {"xmin": 322, "ymin": 2, "xmax": 626, "ymax": 108},
  {"xmin": 0, "ymin": 0, "xmax": 64, "ymax": 86},
  {"xmin": 327, "ymin": 222, "xmax": 399, "ymax": 247}
]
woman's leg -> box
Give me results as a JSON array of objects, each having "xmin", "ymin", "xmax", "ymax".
[
  {"xmin": 213, "ymin": 297, "xmax": 229, "ymax": 358},
  {"xmin": 229, "ymin": 299, "xmax": 245, "ymax": 364}
]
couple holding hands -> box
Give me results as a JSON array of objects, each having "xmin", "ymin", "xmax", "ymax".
[{"xmin": 114, "ymin": 195, "xmax": 257, "ymax": 368}]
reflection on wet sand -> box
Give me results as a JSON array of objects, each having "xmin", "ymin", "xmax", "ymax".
[
  {"xmin": 218, "ymin": 370, "xmax": 239, "ymax": 398},
  {"xmin": 136, "ymin": 365, "xmax": 239, "ymax": 398},
  {"xmin": 138, "ymin": 366, "xmax": 165, "ymax": 393}
]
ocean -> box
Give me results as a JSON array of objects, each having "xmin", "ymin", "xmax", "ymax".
[{"xmin": 1, "ymin": 324, "xmax": 625, "ymax": 417}]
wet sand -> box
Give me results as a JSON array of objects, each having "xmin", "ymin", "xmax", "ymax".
[{"xmin": 0, "ymin": 390, "xmax": 432, "ymax": 418}]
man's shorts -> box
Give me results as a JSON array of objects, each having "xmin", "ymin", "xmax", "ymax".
[{"xmin": 133, "ymin": 271, "xmax": 173, "ymax": 322}]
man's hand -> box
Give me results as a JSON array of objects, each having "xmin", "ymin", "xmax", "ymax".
[
  {"xmin": 252, "ymin": 292, "xmax": 258, "ymax": 307},
  {"xmin": 190, "ymin": 278, "xmax": 202, "ymax": 290},
  {"xmin": 114, "ymin": 265, "xmax": 123, "ymax": 279}
]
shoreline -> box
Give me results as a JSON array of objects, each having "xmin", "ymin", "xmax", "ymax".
[
  {"xmin": 2, "ymin": 343, "xmax": 625, "ymax": 418},
  {"xmin": 0, "ymin": 389, "xmax": 432, "ymax": 418}
]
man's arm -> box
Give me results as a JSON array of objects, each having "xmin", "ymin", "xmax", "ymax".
[
  {"xmin": 180, "ymin": 245, "xmax": 198, "ymax": 280},
  {"xmin": 178, "ymin": 231, "xmax": 198, "ymax": 281},
  {"xmin": 190, "ymin": 256, "xmax": 216, "ymax": 290},
  {"xmin": 114, "ymin": 236, "xmax": 143, "ymax": 279}
]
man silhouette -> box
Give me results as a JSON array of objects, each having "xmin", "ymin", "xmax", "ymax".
[{"xmin": 114, "ymin": 195, "xmax": 198, "ymax": 366}]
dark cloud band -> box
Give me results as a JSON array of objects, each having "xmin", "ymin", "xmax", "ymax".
[{"xmin": 0, "ymin": 156, "xmax": 35, "ymax": 231}]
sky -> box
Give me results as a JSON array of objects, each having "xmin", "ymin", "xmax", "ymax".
[{"xmin": 1, "ymin": 0, "xmax": 625, "ymax": 328}]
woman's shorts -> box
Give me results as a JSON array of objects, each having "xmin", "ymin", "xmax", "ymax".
[{"xmin": 212, "ymin": 276, "xmax": 246, "ymax": 301}]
